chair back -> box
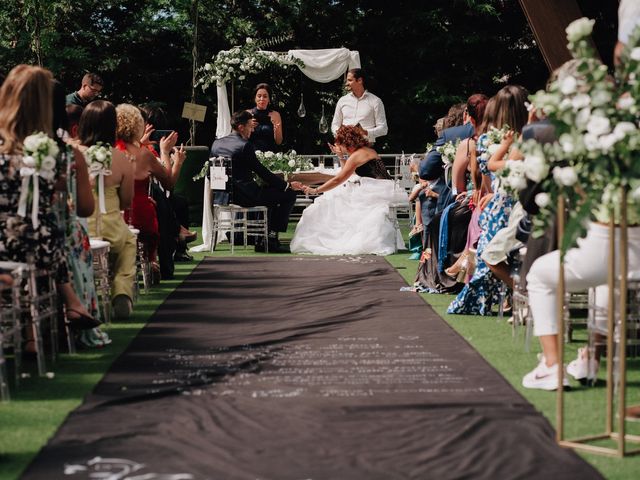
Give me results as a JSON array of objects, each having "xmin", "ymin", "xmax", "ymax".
[{"xmin": 209, "ymin": 156, "xmax": 233, "ymax": 206}]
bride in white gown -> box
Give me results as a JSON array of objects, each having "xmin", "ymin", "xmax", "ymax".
[{"xmin": 290, "ymin": 125, "xmax": 407, "ymax": 256}]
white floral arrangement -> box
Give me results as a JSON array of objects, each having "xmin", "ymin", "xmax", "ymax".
[
  {"xmin": 496, "ymin": 17, "xmax": 640, "ymax": 253},
  {"xmin": 85, "ymin": 142, "xmax": 112, "ymax": 176},
  {"xmin": 18, "ymin": 132, "xmax": 59, "ymax": 227},
  {"xmin": 197, "ymin": 36, "xmax": 304, "ymax": 90},
  {"xmin": 436, "ymin": 139, "xmax": 459, "ymax": 166},
  {"xmin": 85, "ymin": 142, "xmax": 113, "ymax": 214},
  {"xmin": 255, "ymin": 150, "xmax": 313, "ymax": 181}
]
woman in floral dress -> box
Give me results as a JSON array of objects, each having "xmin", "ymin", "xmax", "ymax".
[
  {"xmin": 447, "ymin": 86, "xmax": 528, "ymax": 315},
  {"xmin": 0, "ymin": 65, "xmax": 100, "ymax": 330}
]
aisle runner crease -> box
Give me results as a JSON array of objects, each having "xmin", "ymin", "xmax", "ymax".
[{"xmin": 22, "ymin": 256, "xmax": 601, "ymax": 480}]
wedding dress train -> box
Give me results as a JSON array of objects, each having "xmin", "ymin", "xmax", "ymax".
[{"xmin": 290, "ymin": 177, "xmax": 406, "ymax": 256}]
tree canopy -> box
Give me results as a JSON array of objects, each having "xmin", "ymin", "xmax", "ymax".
[{"xmin": 0, "ymin": 0, "xmax": 618, "ymax": 153}]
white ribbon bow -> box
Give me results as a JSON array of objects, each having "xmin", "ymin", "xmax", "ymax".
[
  {"xmin": 17, "ymin": 166, "xmax": 40, "ymax": 228},
  {"xmin": 90, "ymin": 169, "xmax": 112, "ymax": 214}
]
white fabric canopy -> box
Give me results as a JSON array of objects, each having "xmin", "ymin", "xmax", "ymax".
[{"xmin": 192, "ymin": 48, "xmax": 361, "ymax": 252}]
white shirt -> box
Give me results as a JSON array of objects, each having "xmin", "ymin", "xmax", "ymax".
[
  {"xmin": 331, "ymin": 90, "xmax": 388, "ymax": 143},
  {"xmin": 619, "ymin": 0, "xmax": 640, "ymax": 44}
]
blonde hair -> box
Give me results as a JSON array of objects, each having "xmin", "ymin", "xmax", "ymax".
[
  {"xmin": 0, "ymin": 65, "xmax": 53, "ymax": 154},
  {"xmin": 116, "ymin": 103, "xmax": 144, "ymax": 144}
]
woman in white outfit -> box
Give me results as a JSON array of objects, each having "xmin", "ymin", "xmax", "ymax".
[
  {"xmin": 290, "ymin": 125, "xmax": 406, "ymax": 255},
  {"xmin": 522, "ymin": 201, "xmax": 640, "ymax": 390}
]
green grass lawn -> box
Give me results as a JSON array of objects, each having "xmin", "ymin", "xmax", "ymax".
[{"xmin": 1, "ymin": 227, "xmax": 639, "ymax": 479}]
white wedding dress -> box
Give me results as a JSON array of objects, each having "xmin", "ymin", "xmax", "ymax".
[{"xmin": 290, "ymin": 175, "xmax": 408, "ymax": 256}]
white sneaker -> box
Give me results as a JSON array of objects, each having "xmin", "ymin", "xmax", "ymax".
[
  {"xmin": 522, "ymin": 359, "xmax": 570, "ymax": 391},
  {"xmin": 567, "ymin": 347, "xmax": 599, "ymax": 382}
]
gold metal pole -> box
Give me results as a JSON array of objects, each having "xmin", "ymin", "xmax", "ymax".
[
  {"xmin": 618, "ymin": 189, "xmax": 628, "ymax": 456},
  {"xmin": 556, "ymin": 196, "xmax": 565, "ymax": 442},
  {"xmin": 606, "ymin": 213, "xmax": 616, "ymax": 435}
]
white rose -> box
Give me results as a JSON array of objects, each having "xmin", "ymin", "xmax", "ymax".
[
  {"xmin": 290, "ymin": 150, "xmax": 297, "ymax": 155},
  {"xmin": 254, "ymin": 150, "xmax": 262, "ymax": 155},
  {"xmin": 586, "ymin": 115, "xmax": 611, "ymax": 136},
  {"xmin": 575, "ymin": 107, "xmax": 591, "ymax": 128},
  {"xmin": 204, "ymin": 63, "xmax": 212, "ymax": 71},
  {"xmin": 487, "ymin": 143, "xmax": 500, "ymax": 155},
  {"xmin": 41, "ymin": 156, "xmax": 56, "ymax": 170},
  {"xmin": 246, "ymin": 37, "xmax": 253, "ymax": 44},
  {"xmin": 49, "ymin": 142, "xmax": 59, "ymax": 157},
  {"xmin": 559, "ymin": 134, "xmax": 575, "ymax": 153},
  {"xmin": 508, "ymin": 175, "xmax": 527, "ymax": 191},
  {"xmin": 560, "ymin": 76, "xmax": 577, "ymax": 95},
  {"xmin": 534, "ymin": 192, "xmax": 551, "ymax": 208},
  {"xmin": 506, "ymin": 159, "xmax": 525, "ymax": 175},
  {"xmin": 617, "ymin": 95, "xmax": 635, "ymax": 110},
  {"xmin": 23, "ymin": 135, "xmax": 40, "ymax": 152},
  {"xmin": 571, "ymin": 93, "xmax": 591, "ymax": 110},
  {"xmin": 565, "ymin": 17, "xmax": 595, "ymax": 43},
  {"xmin": 264, "ymin": 151, "xmax": 274, "ymax": 158},
  {"xmin": 613, "ymin": 121, "xmax": 636, "ymax": 139},
  {"xmin": 288, "ymin": 159, "xmax": 296, "ymax": 168},
  {"xmin": 631, "ymin": 48, "xmax": 640, "ymax": 61},
  {"xmin": 583, "ymin": 133, "xmax": 600, "ymax": 151},
  {"xmin": 523, "ymin": 155, "xmax": 548, "ymax": 182},
  {"xmin": 598, "ymin": 133, "xmax": 618, "ymax": 151},
  {"xmin": 23, "ymin": 156, "xmax": 36, "ymax": 168},
  {"xmin": 553, "ymin": 166, "xmax": 578, "ymax": 187},
  {"xmin": 94, "ymin": 149, "xmax": 106, "ymax": 162}
]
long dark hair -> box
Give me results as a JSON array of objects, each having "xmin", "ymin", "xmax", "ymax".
[{"xmin": 78, "ymin": 100, "xmax": 117, "ymax": 147}]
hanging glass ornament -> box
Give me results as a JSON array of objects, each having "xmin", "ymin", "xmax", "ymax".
[
  {"xmin": 297, "ymin": 93, "xmax": 306, "ymax": 118},
  {"xmin": 318, "ymin": 104, "xmax": 328, "ymax": 133}
]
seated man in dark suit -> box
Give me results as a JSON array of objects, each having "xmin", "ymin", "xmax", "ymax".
[
  {"xmin": 210, "ymin": 110, "xmax": 303, "ymax": 252},
  {"xmin": 419, "ymin": 108, "xmax": 475, "ymax": 227}
]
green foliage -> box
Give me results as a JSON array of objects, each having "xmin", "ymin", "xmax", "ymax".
[{"xmin": 0, "ymin": 1, "xmax": 613, "ymax": 155}]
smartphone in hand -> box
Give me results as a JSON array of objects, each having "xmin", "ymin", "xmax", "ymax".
[{"xmin": 149, "ymin": 129, "xmax": 173, "ymax": 142}]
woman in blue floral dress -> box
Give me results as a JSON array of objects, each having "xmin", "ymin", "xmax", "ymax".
[{"xmin": 448, "ymin": 86, "xmax": 528, "ymax": 315}]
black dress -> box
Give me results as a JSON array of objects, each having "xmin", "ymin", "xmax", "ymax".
[{"xmin": 249, "ymin": 107, "xmax": 278, "ymax": 152}]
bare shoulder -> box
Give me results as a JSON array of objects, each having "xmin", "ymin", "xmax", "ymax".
[{"xmin": 111, "ymin": 148, "xmax": 127, "ymax": 163}]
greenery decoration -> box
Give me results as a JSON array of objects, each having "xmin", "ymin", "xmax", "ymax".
[
  {"xmin": 197, "ymin": 35, "xmax": 304, "ymax": 90},
  {"xmin": 497, "ymin": 18, "xmax": 640, "ymax": 254}
]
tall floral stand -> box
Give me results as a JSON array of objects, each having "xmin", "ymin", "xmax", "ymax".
[{"xmin": 555, "ymin": 192, "xmax": 640, "ymax": 457}]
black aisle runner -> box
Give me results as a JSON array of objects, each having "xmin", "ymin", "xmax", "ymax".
[{"xmin": 22, "ymin": 257, "xmax": 601, "ymax": 480}]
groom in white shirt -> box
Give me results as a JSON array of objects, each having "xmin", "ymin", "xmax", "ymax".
[{"xmin": 331, "ymin": 68, "xmax": 388, "ymax": 143}]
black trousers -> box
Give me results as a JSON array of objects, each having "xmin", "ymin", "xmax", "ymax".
[{"xmin": 233, "ymin": 181, "xmax": 297, "ymax": 232}]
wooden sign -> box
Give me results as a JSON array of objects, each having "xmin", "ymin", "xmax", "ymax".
[{"xmin": 182, "ymin": 102, "xmax": 207, "ymax": 122}]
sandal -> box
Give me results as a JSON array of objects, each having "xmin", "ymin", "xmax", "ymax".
[{"xmin": 66, "ymin": 308, "xmax": 102, "ymax": 330}]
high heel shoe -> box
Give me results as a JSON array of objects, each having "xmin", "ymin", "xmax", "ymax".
[
  {"xmin": 445, "ymin": 251, "xmax": 468, "ymax": 278},
  {"xmin": 66, "ymin": 308, "xmax": 102, "ymax": 330}
]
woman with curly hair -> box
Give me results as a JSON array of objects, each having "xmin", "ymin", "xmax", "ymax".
[{"xmin": 290, "ymin": 124, "xmax": 407, "ymax": 255}]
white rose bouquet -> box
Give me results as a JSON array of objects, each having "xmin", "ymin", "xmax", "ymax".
[
  {"xmin": 495, "ymin": 17, "xmax": 640, "ymax": 254},
  {"xmin": 85, "ymin": 142, "xmax": 113, "ymax": 214},
  {"xmin": 436, "ymin": 140, "xmax": 459, "ymax": 166},
  {"xmin": 18, "ymin": 132, "xmax": 59, "ymax": 227},
  {"xmin": 255, "ymin": 150, "xmax": 313, "ymax": 181},
  {"xmin": 197, "ymin": 36, "xmax": 304, "ymax": 90}
]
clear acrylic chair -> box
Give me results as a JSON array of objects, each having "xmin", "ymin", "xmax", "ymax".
[
  {"xmin": 90, "ymin": 238, "xmax": 112, "ymax": 322},
  {"xmin": 209, "ymin": 157, "xmax": 269, "ymax": 253},
  {"xmin": 0, "ymin": 262, "xmax": 25, "ymax": 401}
]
